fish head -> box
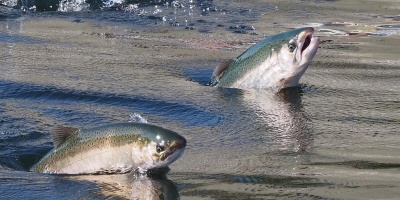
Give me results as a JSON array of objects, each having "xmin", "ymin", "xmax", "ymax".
[
  {"xmin": 274, "ymin": 27, "xmax": 319, "ymax": 88},
  {"xmin": 151, "ymin": 128, "xmax": 187, "ymax": 168},
  {"xmin": 131, "ymin": 124, "xmax": 187, "ymax": 172}
]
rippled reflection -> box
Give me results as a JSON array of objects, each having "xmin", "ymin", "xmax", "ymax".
[
  {"xmin": 69, "ymin": 172, "xmax": 179, "ymax": 199},
  {"xmin": 240, "ymin": 87, "xmax": 313, "ymax": 153},
  {"xmin": 0, "ymin": 169, "xmax": 179, "ymax": 199}
]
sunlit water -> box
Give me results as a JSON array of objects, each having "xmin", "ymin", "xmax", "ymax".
[{"xmin": 1, "ymin": 0, "xmax": 400, "ymax": 199}]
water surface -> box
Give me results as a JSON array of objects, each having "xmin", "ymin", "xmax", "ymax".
[{"xmin": 1, "ymin": 0, "xmax": 400, "ymax": 199}]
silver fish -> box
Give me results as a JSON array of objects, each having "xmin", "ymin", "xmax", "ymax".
[
  {"xmin": 30, "ymin": 122, "xmax": 186, "ymax": 174},
  {"xmin": 211, "ymin": 27, "xmax": 319, "ymax": 90}
]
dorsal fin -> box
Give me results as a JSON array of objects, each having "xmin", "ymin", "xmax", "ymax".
[
  {"xmin": 213, "ymin": 59, "xmax": 234, "ymax": 79},
  {"xmin": 50, "ymin": 126, "xmax": 79, "ymax": 147}
]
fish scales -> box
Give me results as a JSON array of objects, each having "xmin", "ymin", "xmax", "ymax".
[{"xmin": 218, "ymin": 41, "xmax": 279, "ymax": 86}]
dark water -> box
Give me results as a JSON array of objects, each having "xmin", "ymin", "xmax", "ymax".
[{"xmin": 1, "ymin": 0, "xmax": 400, "ymax": 199}]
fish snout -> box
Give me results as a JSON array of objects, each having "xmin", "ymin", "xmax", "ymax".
[{"xmin": 174, "ymin": 135, "xmax": 187, "ymax": 149}]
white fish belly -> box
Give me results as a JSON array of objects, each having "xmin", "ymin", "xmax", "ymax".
[
  {"xmin": 46, "ymin": 144, "xmax": 134, "ymax": 174},
  {"xmin": 231, "ymin": 55, "xmax": 284, "ymax": 89}
]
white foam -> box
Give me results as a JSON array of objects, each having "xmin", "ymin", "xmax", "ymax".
[
  {"xmin": 128, "ymin": 113, "xmax": 148, "ymax": 123},
  {"xmin": 58, "ymin": 0, "xmax": 89, "ymax": 12}
]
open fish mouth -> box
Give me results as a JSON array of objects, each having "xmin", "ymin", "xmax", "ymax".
[
  {"xmin": 301, "ymin": 32, "xmax": 312, "ymax": 53},
  {"xmin": 159, "ymin": 138, "xmax": 186, "ymax": 162},
  {"xmin": 298, "ymin": 27, "xmax": 319, "ymax": 60}
]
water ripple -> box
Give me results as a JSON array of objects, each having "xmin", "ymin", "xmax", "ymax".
[{"xmin": 0, "ymin": 80, "xmax": 220, "ymax": 127}]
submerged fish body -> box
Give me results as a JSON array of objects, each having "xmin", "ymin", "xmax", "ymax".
[
  {"xmin": 30, "ymin": 123, "xmax": 186, "ymax": 174},
  {"xmin": 211, "ymin": 27, "xmax": 319, "ymax": 90}
]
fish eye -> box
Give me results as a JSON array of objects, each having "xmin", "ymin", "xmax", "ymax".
[
  {"xmin": 288, "ymin": 42, "xmax": 297, "ymax": 52},
  {"xmin": 156, "ymin": 145, "xmax": 165, "ymax": 153}
]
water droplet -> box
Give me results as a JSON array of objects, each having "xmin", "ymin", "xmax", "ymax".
[{"xmin": 129, "ymin": 113, "xmax": 148, "ymax": 123}]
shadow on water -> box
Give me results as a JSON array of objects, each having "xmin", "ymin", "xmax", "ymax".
[
  {"xmin": 309, "ymin": 160, "xmax": 400, "ymax": 170},
  {"xmin": 185, "ymin": 67, "xmax": 214, "ymax": 86},
  {"xmin": 172, "ymin": 172, "xmax": 335, "ymax": 200}
]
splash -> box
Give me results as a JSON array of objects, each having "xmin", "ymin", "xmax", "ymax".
[
  {"xmin": 128, "ymin": 113, "xmax": 148, "ymax": 123},
  {"xmin": 1, "ymin": 0, "xmax": 18, "ymax": 7},
  {"xmin": 122, "ymin": 3, "xmax": 139, "ymax": 13},
  {"xmin": 58, "ymin": 0, "xmax": 90, "ymax": 12}
]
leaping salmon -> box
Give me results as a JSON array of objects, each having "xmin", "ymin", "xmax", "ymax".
[{"xmin": 211, "ymin": 27, "xmax": 319, "ymax": 90}]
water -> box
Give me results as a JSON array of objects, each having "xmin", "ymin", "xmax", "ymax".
[{"xmin": 1, "ymin": 0, "xmax": 400, "ymax": 199}]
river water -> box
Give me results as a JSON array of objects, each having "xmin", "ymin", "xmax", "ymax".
[{"xmin": 1, "ymin": 0, "xmax": 399, "ymax": 199}]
